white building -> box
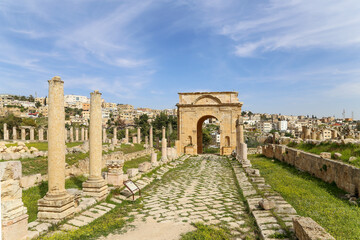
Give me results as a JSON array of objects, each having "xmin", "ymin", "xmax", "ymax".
[
  {"xmin": 278, "ymin": 121, "xmax": 288, "ymax": 131},
  {"xmin": 64, "ymin": 95, "xmax": 89, "ymax": 104},
  {"xmin": 257, "ymin": 122, "xmax": 273, "ymax": 133}
]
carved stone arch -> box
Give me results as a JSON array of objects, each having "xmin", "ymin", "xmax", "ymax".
[
  {"xmin": 176, "ymin": 92, "xmax": 243, "ymax": 155},
  {"xmin": 193, "ymin": 95, "xmax": 222, "ymax": 105}
]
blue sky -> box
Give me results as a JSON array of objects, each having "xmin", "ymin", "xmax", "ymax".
[{"xmin": 1, "ymin": 0, "xmax": 360, "ymax": 119}]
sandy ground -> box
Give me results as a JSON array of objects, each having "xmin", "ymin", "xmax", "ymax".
[{"xmin": 100, "ymin": 218, "xmax": 195, "ymax": 240}]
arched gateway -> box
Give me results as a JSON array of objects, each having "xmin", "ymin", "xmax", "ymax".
[{"xmin": 176, "ymin": 92, "xmax": 243, "ymax": 155}]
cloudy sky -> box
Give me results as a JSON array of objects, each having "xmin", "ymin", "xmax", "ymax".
[{"xmin": 1, "ymin": 0, "xmax": 359, "ymax": 119}]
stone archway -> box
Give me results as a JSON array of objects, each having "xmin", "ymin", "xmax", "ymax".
[
  {"xmin": 196, "ymin": 115, "xmax": 217, "ymax": 154},
  {"xmin": 176, "ymin": 92, "xmax": 243, "ymax": 155}
]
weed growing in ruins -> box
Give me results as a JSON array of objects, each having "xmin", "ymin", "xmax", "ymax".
[
  {"xmin": 23, "ymin": 176, "xmax": 86, "ymax": 222},
  {"xmin": 250, "ymin": 154, "xmax": 360, "ymax": 239},
  {"xmin": 288, "ymin": 142, "xmax": 360, "ymax": 167},
  {"xmin": 180, "ymin": 223, "xmax": 232, "ymax": 240}
]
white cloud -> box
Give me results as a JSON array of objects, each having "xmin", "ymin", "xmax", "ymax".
[{"xmin": 184, "ymin": 0, "xmax": 360, "ymax": 57}]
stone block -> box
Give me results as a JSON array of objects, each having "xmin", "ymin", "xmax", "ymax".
[
  {"xmin": 334, "ymin": 152, "xmax": 342, "ymax": 159},
  {"xmin": 320, "ymin": 152, "xmax": 331, "ymax": 159},
  {"xmin": 138, "ymin": 162, "xmax": 152, "ymax": 172},
  {"xmin": 20, "ymin": 174, "xmax": 42, "ymax": 189},
  {"xmin": 258, "ymin": 199, "xmax": 275, "ymax": 210},
  {"xmin": 0, "ymin": 161, "xmax": 22, "ymax": 181},
  {"xmin": 293, "ymin": 217, "xmax": 335, "ymax": 240},
  {"xmin": 1, "ymin": 213, "xmax": 28, "ymax": 240},
  {"xmin": 349, "ymin": 156, "xmax": 357, "ymax": 162},
  {"xmin": 127, "ymin": 168, "xmax": 139, "ymax": 178}
]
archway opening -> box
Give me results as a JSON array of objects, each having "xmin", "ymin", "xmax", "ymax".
[{"xmin": 197, "ymin": 115, "xmax": 220, "ymax": 154}]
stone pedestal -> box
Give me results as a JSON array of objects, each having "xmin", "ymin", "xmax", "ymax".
[
  {"xmin": 106, "ymin": 160, "xmax": 124, "ymax": 187},
  {"xmin": 82, "ymin": 90, "xmax": 108, "ymax": 201},
  {"xmin": 160, "ymin": 126, "xmax": 168, "ymax": 162},
  {"xmin": 149, "ymin": 125, "xmax": 153, "ymax": 148},
  {"xmin": 37, "ymin": 76, "xmax": 75, "ymax": 222},
  {"xmin": 1, "ymin": 161, "xmax": 28, "ymax": 240},
  {"xmin": 12, "ymin": 126, "xmax": 17, "ymax": 140},
  {"xmin": 137, "ymin": 127, "xmax": 141, "ymax": 144},
  {"xmin": 30, "ymin": 127, "xmax": 35, "ymax": 141},
  {"xmin": 133, "ymin": 136, "xmax": 137, "ymax": 144}
]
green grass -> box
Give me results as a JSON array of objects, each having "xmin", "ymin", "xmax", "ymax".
[
  {"xmin": 5, "ymin": 142, "xmax": 83, "ymax": 151},
  {"xmin": 250, "ymin": 154, "xmax": 360, "ymax": 239},
  {"xmin": 288, "ymin": 142, "xmax": 360, "ymax": 167},
  {"xmin": 119, "ymin": 143, "xmax": 145, "ymax": 154},
  {"xmin": 23, "ymin": 176, "xmax": 87, "ymax": 222},
  {"xmin": 203, "ymin": 147, "xmax": 220, "ymax": 154},
  {"xmin": 180, "ymin": 223, "xmax": 232, "ymax": 240},
  {"xmin": 66, "ymin": 152, "xmax": 89, "ymax": 166},
  {"xmin": 123, "ymin": 155, "xmax": 151, "ymax": 173}
]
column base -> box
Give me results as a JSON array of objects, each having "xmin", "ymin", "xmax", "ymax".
[
  {"xmin": 82, "ymin": 177, "xmax": 108, "ymax": 201},
  {"xmin": 37, "ymin": 191, "xmax": 75, "ymax": 222}
]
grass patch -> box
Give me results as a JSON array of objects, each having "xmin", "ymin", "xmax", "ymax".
[
  {"xmin": 119, "ymin": 144, "xmax": 145, "ymax": 154},
  {"xmin": 66, "ymin": 152, "xmax": 89, "ymax": 166},
  {"xmin": 123, "ymin": 155, "xmax": 151, "ymax": 173},
  {"xmin": 288, "ymin": 142, "xmax": 360, "ymax": 167},
  {"xmin": 250, "ymin": 154, "xmax": 360, "ymax": 239},
  {"xmin": 5, "ymin": 142, "xmax": 83, "ymax": 151},
  {"xmin": 180, "ymin": 223, "xmax": 232, "ymax": 240},
  {"xmin": 203, "ymin": 148, "xmax": 220, "ymax": 154},
  {"xmin": 22, "ymin": 176, "xmax": 86, "ymax": 222}
]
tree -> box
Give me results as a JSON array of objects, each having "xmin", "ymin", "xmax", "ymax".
[
  {"xmin": 28, "ymin": 95, "xmax": 35, "ymax": 102},
  {"xmin": 134, "ymin": 114, "xmax": 150, "ymax": 137},
  {"xmin": 202, "ymin": 127, "xmax": 212, "ymax": 149},
  {"xmin": 35, "ymin": 101, "xmax": 41, "ymax": 108}
]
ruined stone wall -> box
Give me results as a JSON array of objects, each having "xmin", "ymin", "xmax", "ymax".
[{"xmin": 262, "ymin": 144, "xmax": 360, "ymax": 195}]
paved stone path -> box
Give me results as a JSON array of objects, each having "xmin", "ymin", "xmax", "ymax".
[{"xmin": 105, "ymin": 155, "xmax": 255, "ymax": 239}]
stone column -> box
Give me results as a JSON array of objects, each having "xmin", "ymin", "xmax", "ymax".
[
  {"xmin": 125, "ymin": 127, "xmax": 129, "ymax": 143},
  {"xmin": 12, "ymin": 126, "xmax": 17, "ymax": 140},
  {"xmin": 75, "ymin": 128, "xmax": 79, "ymax": 141},
  {"xmin": 39, "ymin": 128, "xmax": 44, "ymax": 141},
  {"xmin": 83, "ymin": 90, "xmax": 108, "ymax": 201},
  {"xmin": 161, "ymin": 126, "xmax": 168, "ymax": 162},
  {"xmin": 46, "ymin": 129, "xmax": 48, "ymax": 141},
  {"xmin": 21, "ymin": 128, "xmax": 26, "ymax": 141},
  {"xmin": 85, "ymin": 128, "xmax": 88, "ymax": 141},
  {"xmin": 236, "ymin": 117, "xmax": 250, "ymax": 166},
  {"xmin": 70, "ymin": 127, "xmax": 74, "ymax": 142},
  {"xmin": 66, "ymin": 129, "xmax": 70, "ymax": 142},
  {"xmin": 132, "ymin": 136, "xmax": 137, "ymax": 144},
  {"xmin": 81, "ymin": 127, "xmax": 85, "ymax": 141},
  {"xmin": 103, "ymin": 128, "xmax": 107, "ymax": 143},
  {"xmin": 3, "ymin": 123, "xmax": 9, "ymax": 140},
  {"xmin": 151, "ymin": 152, "xmax": 158, "ymax": 167},
  {"xmin": 137, "ymin": 127, "xmax": 141, "ymax": 144},
  {"xmin": 149, "ymin": 125, "xmax": 153, "ymax": 148},
  {"xmin": 113, "ymin": 127, "xmax": 117, "ymax": 144},
  {"xmin": 30, "ymin": 127, "xmax": 35, "ymax": 141},
  {"xmin": 145, "ymin": 136, "xmax": 149, "ymax": 148},
  {"xmin": 38, "ymin": 76, "xmax": 74, "ymax": 221}
]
